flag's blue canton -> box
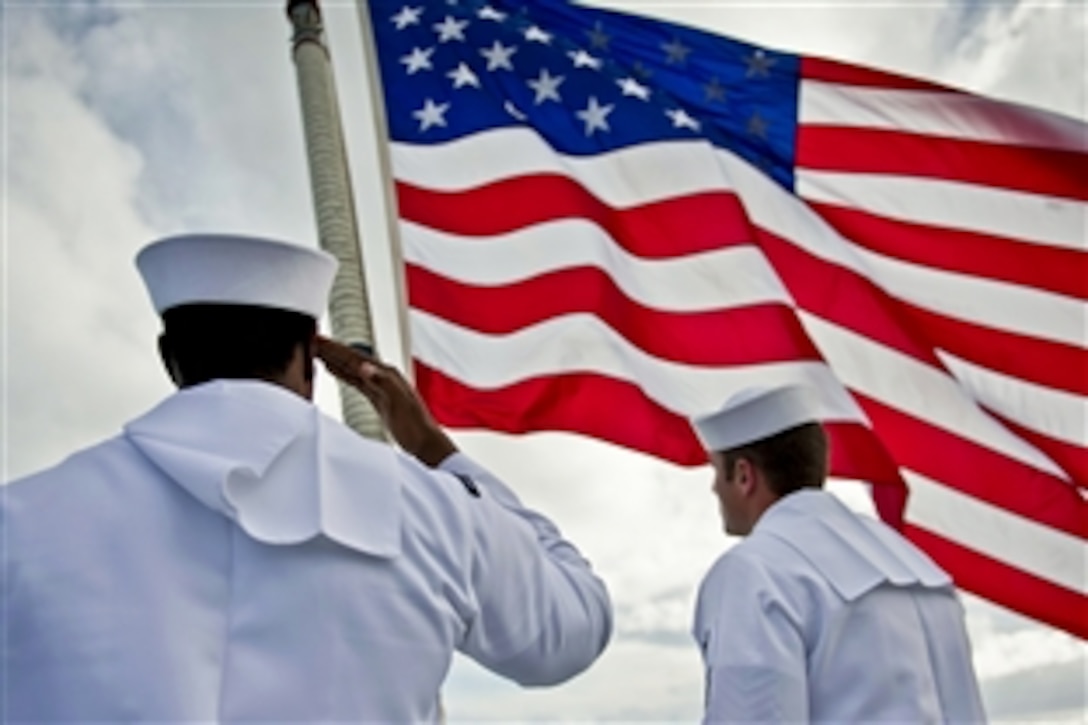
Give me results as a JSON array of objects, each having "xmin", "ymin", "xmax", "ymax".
[{"xmin": 368, "ymin": 0, "xmax": 800, "ymax": 189}]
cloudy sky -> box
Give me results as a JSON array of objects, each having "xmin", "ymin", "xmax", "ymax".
[{"xmin": 3, "ymin": 0, "xmax": 1086, "ymax": 721}]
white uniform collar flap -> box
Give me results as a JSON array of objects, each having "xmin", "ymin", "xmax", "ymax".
[
  {"xmin": 756, "ymin": 490, "xmax": 951, "ymax": 601},
  {"xmin": 124, "ymin": 380, "xmax": 401, "ymax": 558}
]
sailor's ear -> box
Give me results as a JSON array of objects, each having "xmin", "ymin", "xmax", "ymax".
[{"xmin": 737, "ymin": 457, "xmax": 767, "ymax": 499}]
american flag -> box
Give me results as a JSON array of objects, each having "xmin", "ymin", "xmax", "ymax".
[{"xmin": 364, "ymin": 0, "xmax": 1087, "ymax": 637}]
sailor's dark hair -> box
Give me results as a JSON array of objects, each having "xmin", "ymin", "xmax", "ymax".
[
  {"xmin": 722, "ymin": 422, "xmax": 829, "ymax": 496},
  {"xmin": 159, "ymin": 303, "xmax": 316, "ymax": 387}
]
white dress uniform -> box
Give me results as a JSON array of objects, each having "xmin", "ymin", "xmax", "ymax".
[
  {"xmin": 693, "ymin": 488, "xmax": 985, "ymax": 723},
  {"xmin": 2, "ymin": 379, "xmax": 612, "ymax": 721},
  {"xmin": 690, "ymin": 386, "xmax": 985, "ymax": 723}
]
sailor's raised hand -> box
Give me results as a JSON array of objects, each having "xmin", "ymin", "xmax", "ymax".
[{"xmin": 314, "ymin": 335, "xmax": 457, "ymax": 467}]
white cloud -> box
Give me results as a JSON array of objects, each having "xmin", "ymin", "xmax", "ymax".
[
  {"xmin": 452, "ymin": 430, "xmax": 723, "ymax": 602},
  {"xmin": 982, "ymin": 659, "xmax": 1088, "ymax": 722},
  {"xmin": 5, "ymin": 10, "xmax": 165, "ymax": 480},
  {"xmin": 3, "ymin": 3, "xmax": 325, "ymax": 479},
  {"xmin": 946, "ymin": 0, "xmax": 1087, "ymax": 119},
  {"xmin": 966, "ymin": 594, "xmax": 1087, "ymax": 680}
]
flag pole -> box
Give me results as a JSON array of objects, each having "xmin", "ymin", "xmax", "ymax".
[
  {"xmin": 286, "ymin": 0, "xmax": 384, "ymax": 439},
  {"xmin": 352, "ymin": 0, "xmax": 414, "ymax": 380}
]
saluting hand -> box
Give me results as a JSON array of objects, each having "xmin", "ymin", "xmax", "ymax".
[{"xmin": 313, "ymin": 335, "xmax": 457, "ymax": 468}]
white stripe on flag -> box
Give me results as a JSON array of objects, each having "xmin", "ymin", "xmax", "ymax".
[
  {"xmin": 799, "ymin": 311, "xmax": 1068, "ymax": 480},
  {"xmin": 904, "ymin": 469, "xmax": 1087, "ymax": 594},
  {"xmin": 938, "ymin": 351, "xmax": 1088, "ymax": 447},
  {"xmin": 409, "ymin": 308, "xmax": 866, "ymax": 421},
  {"xmin": 853, "ymin": 246, "xmax": 1086, "ymax": 348},
  {"xmin": 799, "ymin": 80, "xmax": 1088, "ymax": 152},
  {"xmin": 396, "ymin": 130, "xmax": 1084, "ymax": 255},
  {"xmin": 796, "ymin": 168, "xmax": 1086, "ymax": 251},
  {"xmin": 400, "ymin": 219, "xmax": 792, "ymax": 310},
  {"xmin": 717, "ymin": 150, "xmax": 1085, "ymax": 347},
  {"xmin": 393, "ymin": 131, "xmax": 728, "ymax": 203}
]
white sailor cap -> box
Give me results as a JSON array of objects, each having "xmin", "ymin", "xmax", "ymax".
[
  {"xmin": 136, "ymin": 233, "xmax": 337, "ymax": 319},
  {"xmin": 691, "ymin": 384, "xmax": 822, "ymax": 453}
]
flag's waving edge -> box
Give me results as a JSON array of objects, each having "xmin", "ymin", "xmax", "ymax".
[{"xmin": 360, "ymin": 0, "xmax": 1088, "ymax": 638}]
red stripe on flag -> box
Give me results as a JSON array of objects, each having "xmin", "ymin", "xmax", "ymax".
[
  {"xmin": 809, "ymin": 201, "xmax": 1087, "ymax": 301},
  {"xmin": 903, "ymin": 304, "xmax": 1088, "ymax": 397},
  {"xmin": 756, "ymin": 227, "xmax": 1084, "ymax": 397},
  {"xmin": 417, "ymin": 361, "xmax": 907, "ymax": 492},
  {"xmin": 797, "ymin": 126, "xmax": 1088, "ymax": 201},
  {"xmin": 801, "ymin": 56, "xmax": 948, "ymax": 91},
  {"xmin": 755, "ymin": 229, "xmax": 945, "ymax": 368},
  {"xmin": 406, "ymin": 264, "xmax": 821, "ymax": 366},
  {"xmin": 905, "ymin": 525, "xmax": 1087, "ymax": 639},
  {"xmin": 825, "ymin": 420, "xmax": 906, "ymax": 492},
  {"xmin": 396, "ymin": 178, "xmax": 753, "ymax": 257},
  {"xmin": 416, "ymin": 361, "xmax": 708, "ymax": 465},
  {"xmin": 986, "ymin": 408, "xmax": 1088, "ymax": 491},
  {"xmin": 856, "ymin": 393, "xmax": 1086, "ymax": 539}
]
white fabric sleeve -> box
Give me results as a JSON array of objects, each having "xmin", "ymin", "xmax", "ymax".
[
  {"xmin": 694, "ymin": 552, "xmax": 808, "ymax": 723},
  {"xmin": 437, "ymin": 452, "xmax": 612, "ymax": 686}
]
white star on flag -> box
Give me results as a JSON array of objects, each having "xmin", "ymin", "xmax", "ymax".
[
  {"xmin": 745, "ymin": 49, "xmax": 776, "ymax": 77},
  {"xmin": 576, "ymin": 96, "xmax": 613, "ymax": 135},
  {"xmin": 477, "ymin": 5, "xmax": 506, "ymax": 21},
  {"xmin": 400, "ymin": 46, "xmax": 435, "ymax": 74},
  {"xmin": 390, "ymin": 5, "xmax": 423, "ymax": 30},
  {"xmin": 412, "ymin": 98, "xmax": 449, "ymax": 130},
  {"xmin": 568, "ymin": 49, "xmax": 602, "ymax": 70},
  {"xmin": 527, "ymin": 68, "xmax": 564, "ymax": 104},
  {"xmin": 747, "ymin": 111, "xmax": 769, "ymax": 137},
  {"xmin": 617, "ymin": 76, "xmax": 650, "ymax": 100},
  {"xmin": 447, "ymin": 62, "xmax": 480, "ymax": 88},
  {"xmin": 433, "ymin": 15, "xmax": 468, "ymax": 42},
  {"xmin": 480, "ymin": 40, "xmax": 517, "ymax": 71},
  {"xmin": 666, "ymin": 107, "xmax": 700, "ymax": 131},
  {"xmin": 524, "ymin": 25, "xmax": 552, "ymax": 44},
  {"xmin": 661, "ymin": 37, "xmax": 691, "ymax": 64}
]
